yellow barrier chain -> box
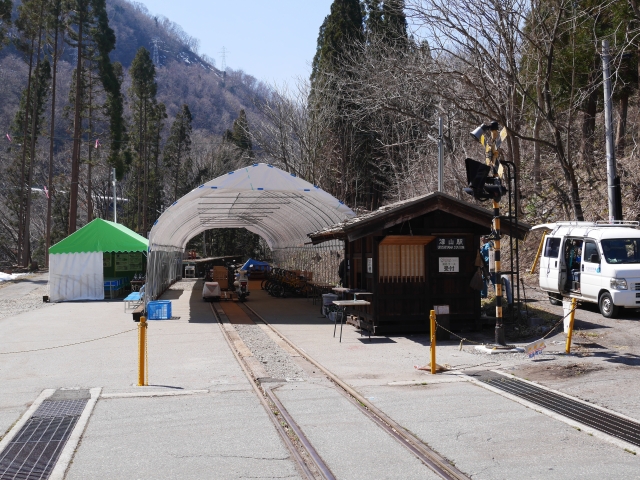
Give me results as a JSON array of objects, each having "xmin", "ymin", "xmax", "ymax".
[{"xmin": 0, "ymin": 328, "xmax": 137, "ymax": 355}]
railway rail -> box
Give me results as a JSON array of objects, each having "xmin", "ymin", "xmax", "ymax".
[{"xmin": 210, "ymin": 299, "xmax": 469, "ymax": 480}]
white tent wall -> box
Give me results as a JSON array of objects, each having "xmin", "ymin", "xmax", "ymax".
[
  {"xmin": 146, "ymin": 249, "xmax": 182, "ymax": 301},
  {"xmin": 271, "ymin": 240, "xmax": 344, "ymax": 284},
  {"xmin": 49, "ymin": 252, "xmax": 104, "ymax": 302}
]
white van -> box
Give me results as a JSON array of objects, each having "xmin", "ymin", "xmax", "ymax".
[{"xmin": 534, "ymin": 221, "xmax": 640, "ymax": 318}]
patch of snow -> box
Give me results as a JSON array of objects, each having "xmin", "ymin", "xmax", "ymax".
[
  {"xmin": 178, "ymin": 51, "xmax": 191, "ymax": 64},
  {"xmin": 0, "ymin": 272, "xmax": 27, "ymax": 282}
]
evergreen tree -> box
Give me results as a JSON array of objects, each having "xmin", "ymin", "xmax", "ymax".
[
  {"xmin": 13, "ymin": 0, "xmax": 48, "ymax": 266},
  {"xmin": 0, "ymin": 0, "xmax": 10, "ymax": 46},
  {"xmin": 128, "ymin": 47, "xmax": 165, "ymax": 234},
  {"xmin": 164, "ymin": 104, "xmax": 193, "ymax": 202},
  {"xmin": 65, "ymin": 0, "xmax": 123, "ymax": 234},
  {"xmin": 364, "ymin": 0, "xmax": 383, "ymax": 36},
  {"xmin": 6, "ymin": 58, "xmax": 51, "ymax": 265},
  {"xmin": 381, "ymin": 0, "xmax": 408, "ymax": 47},
  {"xmin": 149, "ymin": 101, "xmax": 167, "ymax": 220},
  {"xmin": 310, "ymin": 0, "xmax": 363, "ymax": 83},
  {"xmin": 44, "ymin": 0, "xmax": 64, "ymax": 266},
  {"xmin": 362, "ymin": 0, "xmax": 410, "ymax": 209},
  {"xmin": 223, "ymin": 109, "xmax": 253, "ymax": 156}
]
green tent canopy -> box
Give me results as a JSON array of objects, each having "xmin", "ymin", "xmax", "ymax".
[{"xmin": 49, "ymin": 218, "xmax": 148, "ymax": 254}]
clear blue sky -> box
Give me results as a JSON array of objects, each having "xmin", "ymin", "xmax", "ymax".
[{"xmin": 137, "ymin": 0, "xmax": 333, "ymax": 86}]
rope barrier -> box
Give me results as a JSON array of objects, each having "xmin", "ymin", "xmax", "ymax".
[
  {"xmin": 0, "ymin": 328, "xmax": 137, "ymax": 355},
  {"xmin": 432, "ymin": 305, "xmax": 578, "ymax": 351},
  {"xmin": 445, "ymin": 361, "xmax": 502, "ymax": 371}
]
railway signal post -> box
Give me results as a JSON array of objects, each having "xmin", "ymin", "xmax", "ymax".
[{"xmin": 464, "ymin": 121, "xmax": 509, "ymax": 346}]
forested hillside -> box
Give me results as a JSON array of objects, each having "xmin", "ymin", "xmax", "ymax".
[
  {"xmin": 3, "ymin": 0, "xmax": 640, "ymax": 270},
  {"xmin": 0, "ymin": 0, "xmax": 268, "ymax": 268}
]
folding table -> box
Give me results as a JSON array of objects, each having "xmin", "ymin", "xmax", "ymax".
[{"xmin": 332, "ymin": 299, "xmax": 371, "ymax": 342}]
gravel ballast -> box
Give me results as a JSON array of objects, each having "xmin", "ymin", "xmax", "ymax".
[
  {"xmin": 233, "ymin": 323, "xmax": 307, "ymax": 381},
  {"xmin": 169, "ymin": 279, "xmax": 198, "ymax": 291},
  {"xmin": 0, "ymin": 284, "xmax": 50, "ymax": 321}
]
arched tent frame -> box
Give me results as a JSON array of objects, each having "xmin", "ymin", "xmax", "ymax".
[{"xmin": 146, "ymin": 163, "xmax": 354, "ymax": 300}]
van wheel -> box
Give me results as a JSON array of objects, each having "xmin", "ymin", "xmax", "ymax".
[
  {"xmin": 548, "ymin": 293, "xmax": 563, "ymax": 306},
  {"xmin": 599, "ymin": 292, "xmax": 620, "ymax": 319}
]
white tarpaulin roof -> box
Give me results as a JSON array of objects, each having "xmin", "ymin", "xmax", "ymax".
[{"xmin": 149, "ymin": 163, "xmax": 355, "ymax": 251}]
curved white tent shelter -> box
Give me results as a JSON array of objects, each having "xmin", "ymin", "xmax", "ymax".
[{"xmin": 146, "ymin": 163, "xmax": 354, "ymax": 299}]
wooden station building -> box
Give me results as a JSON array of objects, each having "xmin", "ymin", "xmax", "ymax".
[{"xmin": 309, "ymin": 192, "xmax": 530, "ymax": 335}]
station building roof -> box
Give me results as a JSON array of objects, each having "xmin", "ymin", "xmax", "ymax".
[{"xmin": 308, "ymin": 191, "xmax": 531, "ymax": 244}]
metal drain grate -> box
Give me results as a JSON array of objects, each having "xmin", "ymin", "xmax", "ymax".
[
  {"xmin": 475, "ymin": 372, "xmax": 640, "ymax": 447},
  {"xmin": 0, "ymin": 390, "xmax": 89, "ymax": 480}
]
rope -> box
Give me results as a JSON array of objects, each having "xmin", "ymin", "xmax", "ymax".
[
  {"xmin": 0, "ymin": 328, "xmax": 137, "ymax": 355},
  {"xmin": 433, "ymin": 305, "xmax": 578, "ymax": 350},
  {"xmin": 434, "ymin": 321, "xmax": 485, "ymax": 348},
  {"xmin": 540, "ymin": 306, "xmax": 577, "ymax": 340},
  {"xmin": 445, "ymin": 361, "xmax": 502, "ymax": 371}
]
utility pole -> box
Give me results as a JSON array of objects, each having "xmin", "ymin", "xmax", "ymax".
[
  {"xmin": 602, "ymin": 40, "xmax": 621, "ymax": 222},
  {"xmin": 112, "ymin": 167, "xmax": 117, "ymax": 223},
  {"xmin": 438, "ymin": 117, "xmax": 444, "ymax": 192}
]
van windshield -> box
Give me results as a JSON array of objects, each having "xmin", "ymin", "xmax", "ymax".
[{"xmin": 601, "ymin": 239, "xmax": 640, "ymax": 264}]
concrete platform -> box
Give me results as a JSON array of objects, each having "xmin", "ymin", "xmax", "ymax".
[
  {"xmin": 0, "ymin": 280, "xmax": 301, "ymax": 479},
  {"xmin": 247, "ymin": 287, "xmax": 640, "ymax": 478}
]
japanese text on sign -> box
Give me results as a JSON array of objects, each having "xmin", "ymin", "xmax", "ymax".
[
  {"xmin": 524, "ymin": 340, "xmax": 546, "ymax": 359},
  {"xmin": 438, "ymin": 257, "xmax": 459, "ymax": 273},
  {"xmin": 437, "ymin": 238, "xmax": 466, "ymax": 250}
]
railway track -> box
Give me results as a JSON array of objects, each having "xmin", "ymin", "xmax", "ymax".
[{"xmin": 210, "ymin": 300, "xmax": 469, "ymax": 480}]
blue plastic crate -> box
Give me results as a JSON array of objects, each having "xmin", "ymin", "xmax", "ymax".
[{"xmin": 147, "ymin": 300, "xmax": 172, "ymax": 320}]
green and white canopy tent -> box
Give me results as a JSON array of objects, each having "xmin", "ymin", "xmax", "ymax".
[{"xmin": 48, "ymin": 218, "xmax": 148, "ymax": 302}]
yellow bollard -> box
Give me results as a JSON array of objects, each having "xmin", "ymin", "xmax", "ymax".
[
  {"xmin": 138, "ymin": 316, "xmax": 147, "ymax": 386},
  {"xmin": 565, "ymin": 298, "xmax": 577, "ymax": 354},
  {"xmin": 430, "ymin": 310, "xmax": 436, "ymax": 374}
]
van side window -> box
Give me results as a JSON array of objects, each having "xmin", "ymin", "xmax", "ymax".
[
  {"xmin": 544, "ymin": 238, "xmax": 561, "ymax": 258},
  {"xmin": 584, "ymin": 242, "xmax": 599, "ymax": 263}
]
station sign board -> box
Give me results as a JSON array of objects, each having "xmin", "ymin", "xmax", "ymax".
[
  {"xmin": 438, "ymin": 257, "xmax": 459, "ymax": 273},
  {"xmin": 436, "ymin": 238, "xmax": 466, "ymax": 250}
]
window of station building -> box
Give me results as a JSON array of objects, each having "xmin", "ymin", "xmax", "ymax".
[{"xmin": 378, "ymin": 245, "xmax": 425, "ymax": 282}]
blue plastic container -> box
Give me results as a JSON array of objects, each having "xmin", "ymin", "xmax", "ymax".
[{"xmin": 147, "ymin": 300, "xmax": 172, "ymax": 320}]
